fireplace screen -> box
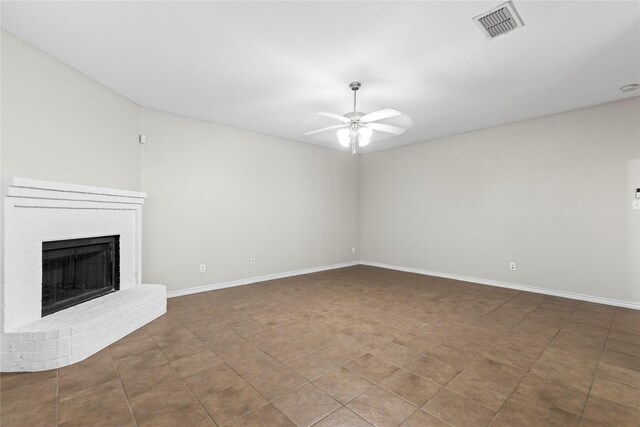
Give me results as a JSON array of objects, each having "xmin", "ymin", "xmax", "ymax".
[{"xmin": 42, "ymin": 235, "xmax": 120, "ymax": 316}]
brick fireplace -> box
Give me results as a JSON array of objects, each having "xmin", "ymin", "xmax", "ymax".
[{"xmin": 0, "ymin": 177, "xmax": 166, "ymax": 371}]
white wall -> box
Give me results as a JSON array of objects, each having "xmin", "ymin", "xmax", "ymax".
[
  {"xmin": 140, "ymin": 109, "xmax": 360, "ymax": 293},
  {"xmin": 1, "ymin": 31, "xmax": 360, "ymax": 296},
  {"xmin": 3, "ymin": 30, "xmax": 639, "ymax": 305},
  {"xmin": 1, "ymin": 31, "xmax": 141, "ymax": 190},
  {"xmin": 361, "ymin": 98, "xmax": 640, "ymax": 304}
]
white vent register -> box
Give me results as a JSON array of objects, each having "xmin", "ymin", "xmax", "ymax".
[{"xmin": 473, "ymin": 1, "xmax": 524, "ymax": 39}]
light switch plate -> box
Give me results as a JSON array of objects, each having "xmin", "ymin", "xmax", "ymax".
[{"xmin": 633, "ymin": 200, "xmax": 640, "ymax": 210}]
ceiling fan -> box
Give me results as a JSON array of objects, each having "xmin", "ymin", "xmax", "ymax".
[{"xmin": 305, "ymin": 82, "xmax": 412, "ymax": 154}]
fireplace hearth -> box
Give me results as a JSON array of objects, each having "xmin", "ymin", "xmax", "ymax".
[{"xmin": 42, "ymin": 235, "xmax": 120, "ymax": 316}]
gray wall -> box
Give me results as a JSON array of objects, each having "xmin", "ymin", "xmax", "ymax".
[
  {"xmin": 140, "ymin": 109, "xmax": 360, "ymax": 292},
  {"xmin": 3, "ymin": 31, "xmax": 639, "ymax": 304},
  {"xmin": 1, "ymin": 31, "xmax": 360, "ymax": 294},
  {"xmin": 361, "ymin": 98, "xmax": 640, "ymax": 304},
  {"xmin": 1, "ymin": 31, "xmax": 142, "ymax": 191}
]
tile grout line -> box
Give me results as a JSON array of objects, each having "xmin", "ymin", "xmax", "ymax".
[
  {"xmin": 55, "ymin": 368, "xmax": 59, "ymax": 426},
  {"xmin": 484, "ymin": 322, "xmax": 563, "ymax": 426},
  {"xmin": 576, "ymin": 308, "xmax": 615, "ymax": 423},
  {"xmin": 167, "ymin": 315, "xmax": 307, "ymax": 426},
  {"xmin": 462, "ymin": 295, "xmax": 561, "ymax": 426},
  {"xmin": 155, "ymin": 317, "xmax": 220, "ymax": 426},
  {"xmin": 482, "ymin": 300, "xmax": 608, "ymax": 426},
  {"xmin": 108, "ymin": 348, "xmax": 139, "ymax": 427}
]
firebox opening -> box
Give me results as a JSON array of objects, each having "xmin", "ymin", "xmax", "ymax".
[{"xmin": 42, "ymin": 235, "xmax": 120, "ymax": 316}]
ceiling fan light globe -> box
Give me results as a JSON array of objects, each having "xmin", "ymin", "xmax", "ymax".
[
  {"xmin": 358, "ymin": 136, "xmax": 371, "ymax": 147},
  {"xmin": 337, "ymin": 128, "xmax": 351, "ymax": 147},
  {"xmin": 358, "ymin": 127, "xmax": 373, "ymax": 139}
]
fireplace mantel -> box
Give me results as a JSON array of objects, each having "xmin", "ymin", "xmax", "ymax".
[{"xmin": 1, "ymin": 177, "xmax": 166, "ymax": 371}]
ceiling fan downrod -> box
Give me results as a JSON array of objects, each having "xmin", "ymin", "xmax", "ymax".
[{"xmin": 350, "ymin": 81, "xmax": 361, "ymax": 113}]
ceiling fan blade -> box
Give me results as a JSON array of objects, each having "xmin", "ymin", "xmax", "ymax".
[
  {"xmin": 367, "ymin": 122, "xmax": 407, "ymax": 135},
  {"xmin": 360, "ymin": 108, "xmax": 402, "ymax": 123},
  {"xmin": 316, "ymin": 112, "xmax": 350, "ymax": 123},
  {"xmin": 304, "ymin": 124, "xmax": 347, "ymax": 136}
]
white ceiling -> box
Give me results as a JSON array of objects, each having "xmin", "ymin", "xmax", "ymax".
[{"xmin": 2, "ymin": 1, "xmax": 639, "ymax": 153}]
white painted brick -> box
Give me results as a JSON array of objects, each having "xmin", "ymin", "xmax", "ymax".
[
  {"xmin": 1, "ymin": 362, "xmax": 21, "ymax": 371},
  {"xmin": 42, "ymin": 350, "xmax": 57, "ymax": 361},
  {"xmin": 9, "ymin": 342, "xmax": 33, "ymax": 352},
  {"xmin": 57, "ymin": 336, "xmax": 70, "ymax": 350},
  {"xmin": 10, "ymin": 351, "xmax": 32, "ymax": 362},
  {"xmin": 58, "ymin": 345, "xmax": 71, "ymax": 358},
  {"xmin": 44, "ymin": 330, "xmax": 58, "ymax": 340},
  {"xmin": 42, "ymin": 360, "xmax": 56, "ymax": 370}
]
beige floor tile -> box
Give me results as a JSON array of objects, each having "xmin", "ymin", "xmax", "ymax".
[
  {"xmin": 345, "ymin": 353, "xmax": 400, "ymax": 383},
  {"xmin": 58, "ymin": 356, "xmax": 119, "ymax": 397},
  {"xmin": 370, "ymin": 341, "xmax": 424, "ymax": 366},
  {"xmin": 247, "ymin": 365, "xmax": 307, "ymax": 401},
  {"xmin": 313, "ymin": 367, "xmax": 374, "ymax": 404},
  {"xmin": 509, "ymin": 372, "xmax": 589, "ymax": 416},
  {"xmin": 346, "ymin": 386, "xmax": 417, "ymax": 427},
  {"xmin": 129, "ymin": 378, "xmax": 198, "ymax": 424},
  {"xmin": 379, "ymin": 369, "xmax": 441, "ymax": 406},
  {"xmin": 199, "ymin": 380, "xmax": 268, "ymax": 425},
  {"xmin": 273, "ymin": 383, "xmax": 340, "ymax": 427},
  {"xmin": 400, "ymin": 409, "xmax": 450, "ymax": 427},
  {"xmin": 590, "ymin": 375, "xmax": 640, "ymax": 410},
  {"xmin": 581, "ymin": 395, "xmax": 640, "ymax": 427},
  {"xmin": 313, "ymin": 407, "xmax": 373, "ymax": 427},
  {"xmin": 159, "ymin": 336, "xmax": 210, "ymax": 361},
  {"xmin": 405, "ymin": 355, "xmax": 462, "ymax": 385},
  {"xmin": 138, "ymin": 403, "xmax": 216, "ymax": 427},
  {"xmin": 0, "ymin": 399, "xmax": 57, "ymax": 427},
  {"xmin": 170, "ymin": 349, "xmax": 224, "ymax": 378},
  {"xmin": 184, "ymin": 363, "xmax": 244, "ymax": 400},
  {"xmin": 226, "ymin": 404, "xmax": 295, "ymax": 427},
  {"xmin": 490, "ymin": 397, "xmax": 580, "ymax": 426},
  {"xmin": 287, "ymin": 350, "xmax": 341, "ymax": 380},
  {"xmin": 423, "ymin": 388, "xmax": 496, "ymax": 427},
  {"xmin": 109, "ymin": 336, "xmax": 158, "ymax": 359},
  {"xmin": 113, "ymin": 348, "xmax": 169, "ymax": 372},
  {"xmin": 1, "ymin": 376, "xmax": 58, "ymax": 415},
  {"xmin": 58, "ymin": 378, "xmax": 134, "ymax": 426},
  {"xmin": 595, "ymin": 361, "xmax": 640, "ymax": 389},
  {"xmin": 445, "ymin": 368, "xmax": 518, "ymax": 411},
  {"xmin": 4, "ymin": 266, "xmax": 634, "ymax": 427}
]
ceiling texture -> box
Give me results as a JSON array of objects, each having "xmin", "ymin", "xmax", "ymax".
[{"xmin": 2, "ymin": 1, "xmax": 639, "ymax": 152}]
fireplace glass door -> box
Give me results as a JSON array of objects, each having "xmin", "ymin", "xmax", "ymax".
[{"xmin": 42, "ymin": 235, "xmax": 120, "ymax": 316}]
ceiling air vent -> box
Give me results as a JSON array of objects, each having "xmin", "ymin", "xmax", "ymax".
[{"xmin": 473, "ymin": 1, "xmax": 524, "ymax": 39}]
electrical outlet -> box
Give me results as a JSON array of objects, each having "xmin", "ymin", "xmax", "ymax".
[
  {"xmin": 250, "ymin": 258, "xmax": 256, "ymax": 266},
  {"xmin": 199, "ymin": 264, "xmax": 206, "ymax": 273},
  {"xmin": 352, "ymin": 247, "xmax": 356, "ymax": 253},
  {"xmin": 510, "ymin": 262, "xmax": 516, "ymax": 271}
]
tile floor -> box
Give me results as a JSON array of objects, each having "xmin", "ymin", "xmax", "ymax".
[{"xmin": 1, "ymin": 265, "xmax": 639, "ymax": 426}]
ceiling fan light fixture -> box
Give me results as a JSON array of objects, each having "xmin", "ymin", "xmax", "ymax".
[
  {"xmin": 358, "ymin": 127, "xmax": 373, "ymax": 139},
  {"xmin": 358, "ymin": 126, "xmax": 372, "ymax": 147},
  {"xmin": 306, "ymin": 81, "xmax": 411, "ymax": 153},
  {"xmin": 337, "ymin": 128, "xmax": 351, "ymax": 147},
  {"xmin": 358, "ymin": 136, "xmax": 371, "ymax": 147}
]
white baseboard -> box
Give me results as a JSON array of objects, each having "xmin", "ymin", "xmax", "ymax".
[
  {"xmin": 167, "ymin": 259, "xmax": 639, "ymax": 311},
  {"xmin": 361, "ymin": 261, "xmax": 640, "ymax": 310},
  {"xmin": 167, "ymin": 261, "xmax": 360, "ymax": 298}
]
